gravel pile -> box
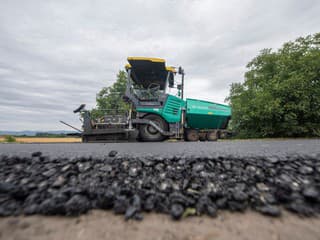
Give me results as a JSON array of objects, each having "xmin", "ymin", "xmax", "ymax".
[{"xmin": 0, "ymin": 151, "xmax": 320, "ymax": 220}]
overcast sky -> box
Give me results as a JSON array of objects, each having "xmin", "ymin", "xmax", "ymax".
[{"xmin": 0, "ymin": 0, "xmax": 319, "ymax": 131}]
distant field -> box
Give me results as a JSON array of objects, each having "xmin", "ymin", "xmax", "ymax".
[{"xmin": 0, "ymin": 137, "xmax": 81, "ymax": 143}]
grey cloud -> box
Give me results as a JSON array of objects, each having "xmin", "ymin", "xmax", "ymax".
[{"xmin": 0, "ymin": 0, "xmax": 319, "ymax": 130}]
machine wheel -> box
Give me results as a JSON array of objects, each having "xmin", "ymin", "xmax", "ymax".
[
  {"xmin": 185, "ymin": 129, "xmax": 199, "ymax": 141},
  {"xmin": 206, "ymin": 130, "xmax": 218, "ymax": 141},
  {"xmin": 199, "ymin": 132, "xmax": 206, "ymax": 141},
  {"xmin": 139, "ymin": 114, "xmax": 168, "ymax": 142}
]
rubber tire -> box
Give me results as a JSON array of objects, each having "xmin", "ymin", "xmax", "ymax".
[
  {"xmin": 206, "ymin": 130, "xmax": 218, "ymax": 141},
  {"xmin": 185, "ymin": 129, "xmax": 199, "ymax": 142},
  {"xmin": 199, "ymin": 132, "xmax": 206, "ymax": 141},
  {"xmin": 139, "ymin": 114, "xmax": 168, "ymax": 142}
]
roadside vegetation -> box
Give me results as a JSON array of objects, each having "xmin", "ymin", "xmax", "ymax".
[
  {"xmin": 226, "ymin": 33, "xmax": 320, "ymax": 138},
  {"xmin": 34, "ymin": 133, "xmax": 74, "ymax": 138},
  {"xmin": 91, "ymin": 70, "xmax": 129, "ymax": 119},
  {"xmin": 1, "ymin": 135, "xmax": 16, "ymax": 143}
]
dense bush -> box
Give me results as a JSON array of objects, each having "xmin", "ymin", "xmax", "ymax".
[
  {"xmin": 4, "ymin": 135, "xmax": 16, "ymax": 142},
  {"xmin": 226, "ymin": 33, "xmax": 320, "ymax": 138}
]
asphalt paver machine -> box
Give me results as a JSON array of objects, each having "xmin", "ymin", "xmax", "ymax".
[{"xmin": 72, "ymin": 57, "xmax": 231, "ymax": 142}]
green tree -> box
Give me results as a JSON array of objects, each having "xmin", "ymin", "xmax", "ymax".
[
  {"xmin": 226, "ymin": 33, "xmax": 320, "ymax": 138},
  {"xmin": 4, "ymin": 135, "xmax": 16, "ymax": 142},
  {"xmin": 91, "ymin": 70, "xmax": 129, "ymax": 119}
]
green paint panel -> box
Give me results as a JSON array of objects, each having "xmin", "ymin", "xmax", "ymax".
[
  {"xmin": 136, "ymin": 96, "xmax": 231, "ymax": 129},
  {"xmin": 136, "ymin": 95, "xmax": 185, "ymax": 123},
  {"xmin": 186, "ymin": 98, "xmax": 231, "ymax": 129},
  {"xmin": 162, "ymin": 95, "xmax": 185, "ymax": 123},
  {"xmin": 136, "ymin": 107, "xmax": 162, "ymax": 115}
]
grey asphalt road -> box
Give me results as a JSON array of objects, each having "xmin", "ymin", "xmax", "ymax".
[{"xmin": 0, "ymin": 139, "xmax": 319, "ymax": 158}]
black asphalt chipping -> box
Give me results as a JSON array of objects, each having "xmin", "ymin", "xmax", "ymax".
[{"xmin": 0, "ymin": 140, "xmax": 320, "ymax": 220}]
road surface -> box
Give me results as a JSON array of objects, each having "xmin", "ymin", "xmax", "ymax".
[{"xmin": 0, "ymin": 139, "xmax": 320, "ymax": 158}]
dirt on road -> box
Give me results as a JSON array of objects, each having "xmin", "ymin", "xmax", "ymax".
[{"xmin": 1, "ymin": 210, "xmax": 320, "ymax": 240}]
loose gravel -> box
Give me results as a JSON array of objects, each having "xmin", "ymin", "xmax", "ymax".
[{"xmin": 0, "ymin": 151, "xmax": 320, "ymax": 220}]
